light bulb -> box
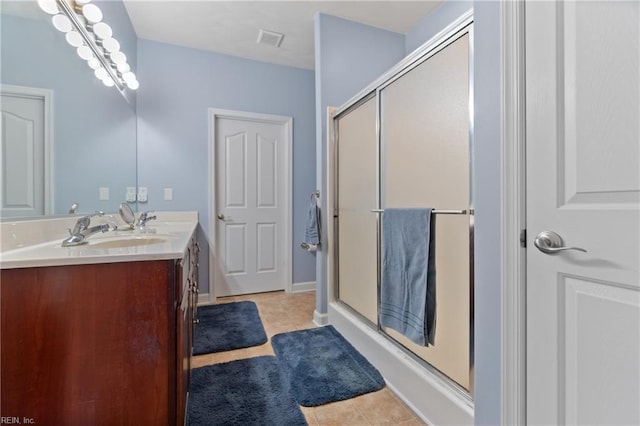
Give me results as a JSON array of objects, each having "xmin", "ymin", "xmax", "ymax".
[
  {"xmin": 94, "ymin": 67, "xmax": 108, "ymax": 80},
  {"xmin": 126, "ymin": 79, "xmax": 139, "ymax": 90},
  {"xmin": 37, "ymin": 0, "xmax": 59, "ymax": 15},
  {"xmin": 87, "ymin": 58, "xmax": 101, "ymax": 70},
  {"xmin": 92, "ymin": 22, "xmax": 112, "ymax": 40},
  {"xmin": 52, "ymin": 14, "xmax": 72, "ymax": 33},
  {"xmin": 102, "ymin": 77, "xmax": 115, "ymax": 87},
  {"xmin": 110, "ymin": 51, "xmax": 126, "ymax": 64},
  {"xmin": 77, "ymin": 45, "xmax": 94, "ymax": 60},
  {"xmin": 65, "ymin": 31, "xmax": 83, "ymax": 47},
  {"xmin": 122, "ymin": 71, "xmax": 136, "ymax": 83},
  {"xmin": 117, "ymin": 62, "xmax": 130, "ymax": 73},
  {"xmin": 101, "ymin": 37, "xmax": 120, "ymax": 53},
  {"xmin": 81, "ymin": 4, "xmax": 103, "ymax": 23}
]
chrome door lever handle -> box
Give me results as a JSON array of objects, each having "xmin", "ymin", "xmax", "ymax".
[{"xmin": 534, "ymin": 231, "xmax": 587, "ymax": 254}]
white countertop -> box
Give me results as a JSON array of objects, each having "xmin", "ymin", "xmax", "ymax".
[{"xmin": 0, "ymin": 211, "xmax": 198, "ymax": 269}]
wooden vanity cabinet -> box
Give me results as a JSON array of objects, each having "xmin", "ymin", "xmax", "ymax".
[{"xmin": 0, "ymin": 237, "xmax": 199, "ymax": 425}]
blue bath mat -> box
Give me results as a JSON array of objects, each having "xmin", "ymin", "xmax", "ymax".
[
  {"xmin": 271, "ymin": 325, "xmax": 385, "ymax": 406},
  {"xmin": 193, "ymin": 301, "xmax": 267, "ymax": 355},
  {"xmin": 187, "ymin": 356, "xmax": 307, "ymax": 426}
]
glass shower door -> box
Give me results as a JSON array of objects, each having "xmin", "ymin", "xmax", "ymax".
[
  {"xmin": 380, "ymin": 32, "xmax": 472, "ymax": 391},
  {"xmin": 335, "ymin": 95, "xmax": 378, "ymax": 325}
]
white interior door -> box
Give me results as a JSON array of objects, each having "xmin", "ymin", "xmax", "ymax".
[
  {"xmin": 1, "ymin": 87, "xmax": 49, "ymax": 217},
  {"xmin": 526, "ymin": 2, "xmax": 640, "ymax": 424},
  {"xmin": 212, "ymin": 112, "xmax": 290, "ymax": 297}
]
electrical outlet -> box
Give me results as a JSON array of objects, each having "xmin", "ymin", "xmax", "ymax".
[
  {"xmin": 126, "ymin": 187, "xmax": 136, "ymax": 202},
  {"xmin": 163, "ymin": 188, "xmax": 173, "ymax": 201},
  {"xmin": 138, "ymin": 187, "xmax": 148, "ymax": 203},
  {"xmin": 99, "ymin": 187, "xmax": 109, "ymax": 201}
]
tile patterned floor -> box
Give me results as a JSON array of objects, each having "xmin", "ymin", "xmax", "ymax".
[{"xmin": 192, "ymin": 291, "xmax": 426, "ymax": 426}]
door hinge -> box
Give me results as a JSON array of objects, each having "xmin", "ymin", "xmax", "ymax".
[{"xmin": 520, "ymin": 229, "xmax": 527, "ymax": 248}]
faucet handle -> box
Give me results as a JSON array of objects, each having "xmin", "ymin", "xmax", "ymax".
[
  {"xmin": 71, "ymin": 216, "xmax": 91, "ymax": 234},
  {"xmin": 137, "ymin": 211, "xmax": 157, "ymax": 226}
]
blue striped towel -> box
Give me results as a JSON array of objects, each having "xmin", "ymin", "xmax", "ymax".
[
  {"xmin": 304, "ymin": 198, "xmax": 320, "ymax": 246},
  {"xmin": 380, "ymin": 208, "xmax": 436, "ymax": 346}
]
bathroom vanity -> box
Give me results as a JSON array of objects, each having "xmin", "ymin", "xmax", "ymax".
[{"xmin": 0, "ymin": 212, "xmax": 199, "ymax": 425}]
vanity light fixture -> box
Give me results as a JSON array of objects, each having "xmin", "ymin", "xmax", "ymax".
[{"xmin": 37, "ymin": 0, "xmax": 139, "ymax": 91}]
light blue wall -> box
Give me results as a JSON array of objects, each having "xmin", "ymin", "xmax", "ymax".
[
  {"xmin": 0, "ymin": 6, "xmax": 137, "ymax": 216},
  {"xmin": 313, "ymin": 13, "xmax": 406, "ymax": 316},
  {"xmin": 405, "ymin": 0, "xmax": 473, "ymax": 54},
  {"xmin": 136, "ymin": 39, "xmax": 316, "ymax": 291},
  {"xmin": 470, "ymin": 2, "xmax": 502, "ymax": 424}
]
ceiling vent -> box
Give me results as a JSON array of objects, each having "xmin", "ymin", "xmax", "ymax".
[{"xmin": 257, "ymin": 29, "xmax": 284, "ymax": 48}]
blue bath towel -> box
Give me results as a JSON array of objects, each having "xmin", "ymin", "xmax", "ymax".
[
  {"xmin": 304, "ymin": 198, "xmax": 320, "ymax": 246},
  {"xmin": 380, "ymin": 208, "xmax": 436, "ymax": 346}
]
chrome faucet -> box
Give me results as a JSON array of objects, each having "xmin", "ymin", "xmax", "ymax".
[
  {"xmin": 135, "ymin": 211, "xmax": 157, "ymax": 228},
  {"xmin": 61, "ymin": 211, "xmax": 111, "ymax": 247}
]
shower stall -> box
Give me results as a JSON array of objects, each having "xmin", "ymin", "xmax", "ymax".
[{"xmin": 328, "ymin": 14, "xmax": 474, "ymax": 418}]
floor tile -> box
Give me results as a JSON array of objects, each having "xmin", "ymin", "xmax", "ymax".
[
  {"xmin": 312, "ymin": 399, "xmax": 370, "ymax": 426},
  {"xmin": 352, "ymin": 388, "xmax": 421, "ymax": 425}
]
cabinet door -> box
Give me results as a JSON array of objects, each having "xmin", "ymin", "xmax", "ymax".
[
  {"xmin": 190, "ymin": 238, "xmax": 200, "ymax": 332},
  {"xmin": 0, "ymin": 261, "xmax": 175, "ymax": 424},
  {"xmin": 176, "ymin": 237, "xmax": 198, "ymax": 426},
  {"xmin": 176, "ymin": 251, "xmax": 191, "ymax": 426}
]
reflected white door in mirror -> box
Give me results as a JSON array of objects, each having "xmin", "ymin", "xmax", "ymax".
[{"xmin": 0, "ymin": 84, "xmax": 53, "ymax": 217}]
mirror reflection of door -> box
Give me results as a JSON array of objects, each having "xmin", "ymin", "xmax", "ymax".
[{"xmin": 0, "ymin": 85, "xmax": 51, "ymax": 217}]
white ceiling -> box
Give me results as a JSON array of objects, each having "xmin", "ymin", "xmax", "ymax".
[{"xmin": 122, "ymin": 1, "xmax": 442, "ymax": 70}]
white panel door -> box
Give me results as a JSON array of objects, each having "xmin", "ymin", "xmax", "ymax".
[
  {"xmin": 214, "ymin": 115, "xmax": 288, "ymax": 296},
  {"xmin": 0, "ymin": 91, "xmax": 46, "ymax": 217},
  {"xmin": 526, "ymin": 2, "xmax": 640, "ymax": 424}
]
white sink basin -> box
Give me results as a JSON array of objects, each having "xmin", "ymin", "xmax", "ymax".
[{"xmin": 88, "ymin": 236, "xmax": 169, "ymax": 249}]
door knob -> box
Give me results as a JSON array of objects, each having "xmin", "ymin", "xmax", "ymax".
[
  {"xmin": 217, "ymin": 213, "xmax": 226, "ymax": 221},
  {"xmin": 534, "ymin": 231, "xmax": 587, "ymax": 254}
]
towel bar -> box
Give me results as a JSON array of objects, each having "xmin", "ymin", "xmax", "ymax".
[{"xmin": 371, "ymin": 209, "xmax": 468, "ymax": 215}]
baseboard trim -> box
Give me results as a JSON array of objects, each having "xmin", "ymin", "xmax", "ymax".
[
  {"xmin": 197, "ymin": 293, "xmax": 213, "ymax": 306},
  {"xmin": 329, "ymin": 302, "xmax": 474, "ymax": 425},
  {"xmin": 292, "ymin": 281, "xmax": 316, "ymax": 293},
  {"xmin": 313, "ymin": 309, "xmax": 329, "ymax": 327}
]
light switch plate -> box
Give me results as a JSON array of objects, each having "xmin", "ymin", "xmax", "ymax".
[
  {"xmin": 138, "ymin": 187, "xmax": 148, "ymax": 203},
  {"xmin": 163, "ymin": 188, "xmax": 173, "ymax": 201},
  {"xmin": 99, "ymin": 187, "xmax": 109, "ymax": 200},
  {"xmin": 126, "ymin": 187, "xmax": 136, "ymax": 202}
]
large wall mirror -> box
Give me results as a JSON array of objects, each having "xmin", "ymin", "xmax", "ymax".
[{"xmin": 1, "ymin": 0, "xmax": 137, "ymax": 218}]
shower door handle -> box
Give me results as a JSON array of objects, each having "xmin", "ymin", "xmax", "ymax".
[{"xmin": 534, "ymin": 231, "xmax": 587, "ymax": 254}]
